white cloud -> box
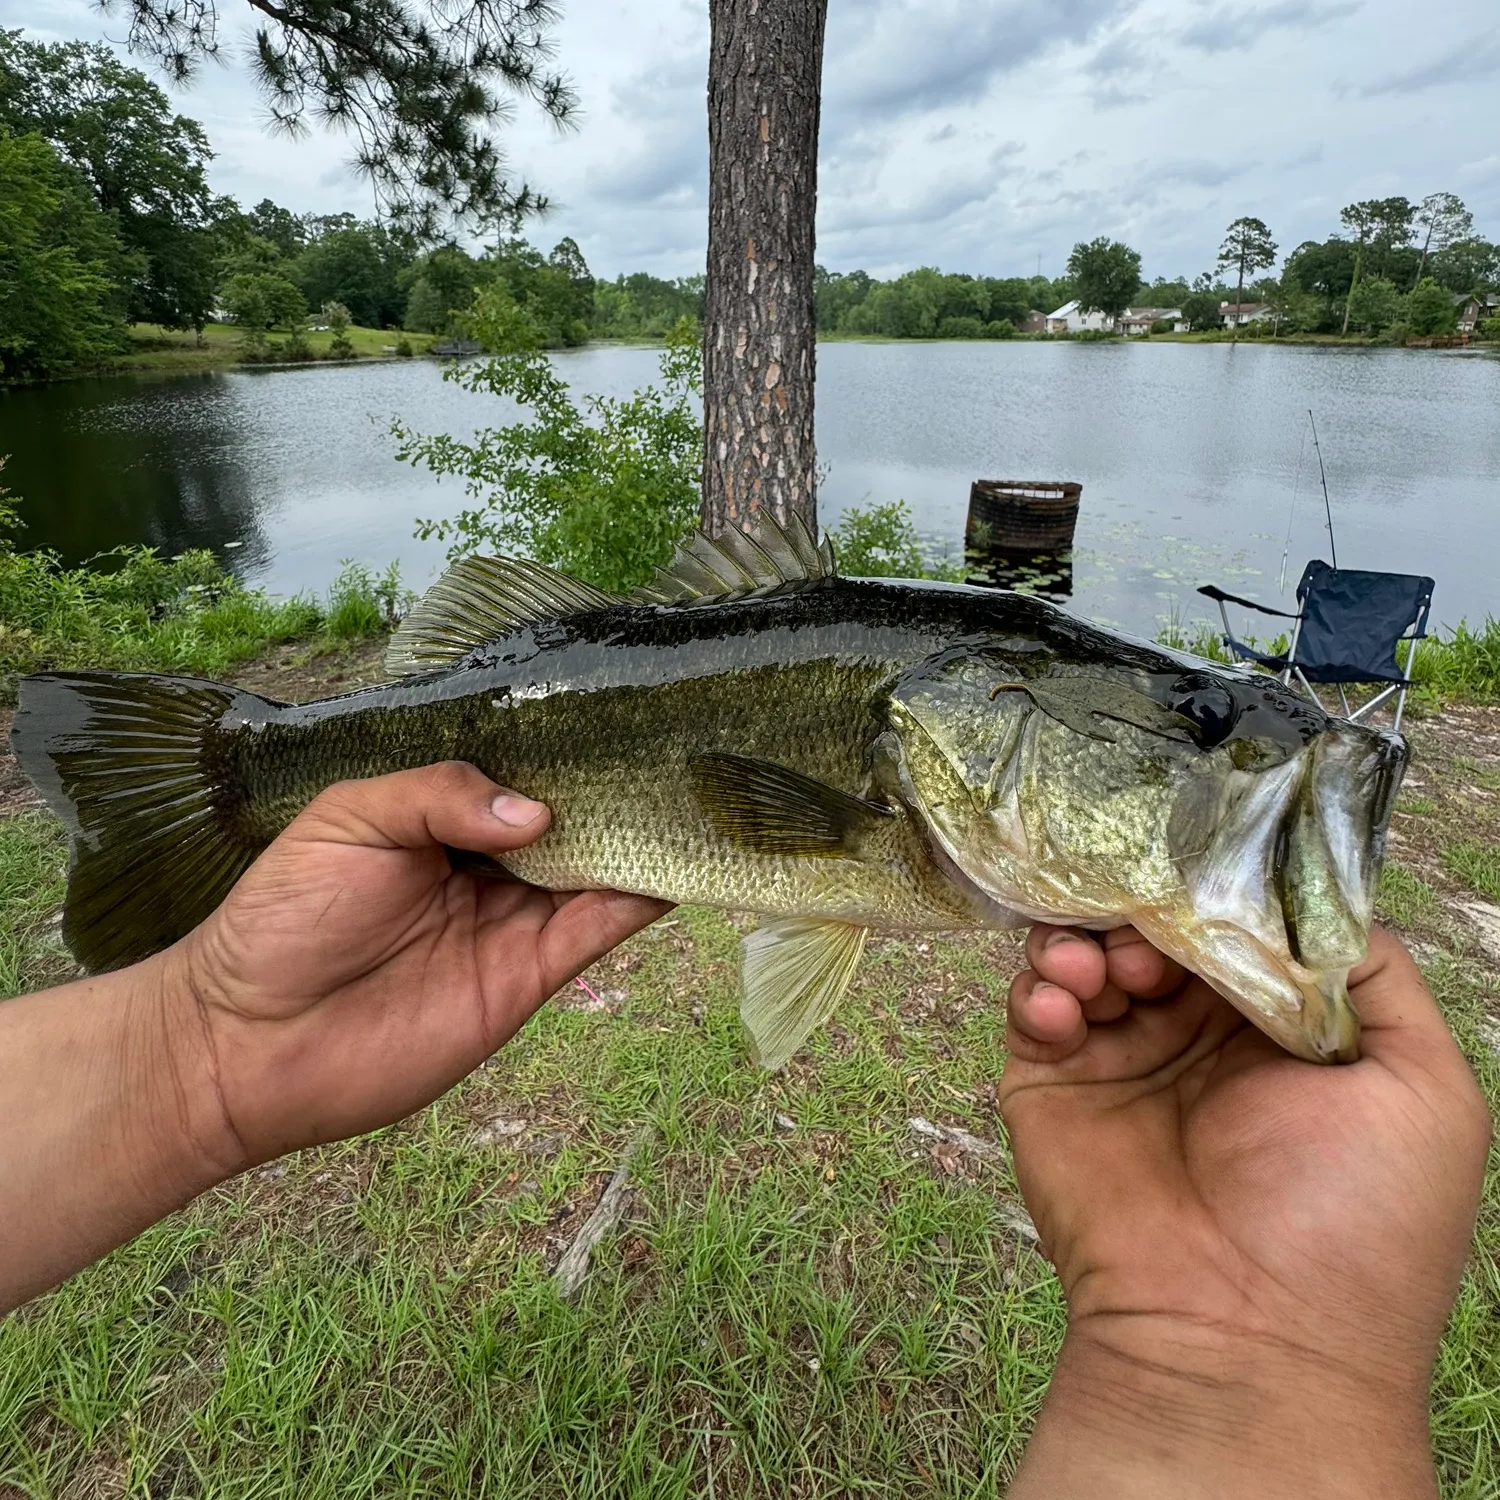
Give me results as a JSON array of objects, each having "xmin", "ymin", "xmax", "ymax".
[{"xmin": 10, "ymin": 0, "xmax": 1498, "ymax": 286}]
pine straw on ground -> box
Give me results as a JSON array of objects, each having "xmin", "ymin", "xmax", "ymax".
[{"xmin": 0, "ymin": 669, "xmax": 1494, "ymax": 1498}]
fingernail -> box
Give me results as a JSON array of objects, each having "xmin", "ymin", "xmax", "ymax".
[
  {"xmin": 1044, "ymin": 929, "xmax": 1086, "ymax": 950},
  {"xmin": 491, "ymin": 793, "xmax": 546, "ymax": 827}
]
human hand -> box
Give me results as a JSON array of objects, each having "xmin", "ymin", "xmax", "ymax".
[
  {"xmin": 1000, "ymin": 924, "xmax": 1490, "ymax": 1499},
  {"xmin": 167, "ymin": 762, "xmax": 669, "ymax": 1170}
]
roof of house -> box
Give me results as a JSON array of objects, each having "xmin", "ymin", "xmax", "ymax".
[
  {"xmin": 1047, "ymin": 301, "xmax": 1079, "ymax": 318},
  {"xmin": 1121, "ymin": 306, "xmax": 1182, "ymax": 319}
]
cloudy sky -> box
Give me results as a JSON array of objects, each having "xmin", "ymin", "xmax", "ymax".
[{"xmin": 21, "ymin": 0, "xmax": 1500, "ymax": 283}]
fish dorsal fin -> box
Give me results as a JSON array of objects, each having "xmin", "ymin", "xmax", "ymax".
[
  {"xmin": 692, "ymin": 753, "xmax": 893, "ymax": 857},
  {"xmin": 385, "ymin": 556, "xmax": 618, "ymax": 677},
  {"xmin": 740, "ymin": 918, "xmax": 870, "ymax": 1069},
  {"xmin": 631, "ymin": 510, "xmax": 836, "ymax": 605}
]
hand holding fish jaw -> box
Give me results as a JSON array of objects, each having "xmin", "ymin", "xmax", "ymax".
[
  {"xmin": 1001, "ymin": 924, "xmax": 1490, "ymax": 1499},
  {"xmin": 169, "ymin": 762, "xmax": 671, "ymax": 1172}
]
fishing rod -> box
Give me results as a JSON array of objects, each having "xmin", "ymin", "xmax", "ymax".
[
  {"xmin": 1306, "ymin": 409, "xmax": 1339, "ymax": 571},
  {"xmin": 1279, "ymin": 420, "xmax": 1308, "ymax": 593}
]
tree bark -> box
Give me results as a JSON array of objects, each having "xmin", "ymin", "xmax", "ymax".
[{"xmin": 702, "ymin": 0, "xmax": 828, "ymax": 537}]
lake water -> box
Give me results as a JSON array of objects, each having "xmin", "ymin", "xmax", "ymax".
[{"xmin": 2, "ymin": 341, "xmax": 1496, "ymax": 638}]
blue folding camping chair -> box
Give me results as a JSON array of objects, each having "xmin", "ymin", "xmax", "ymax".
[{"xmin": 1198, "ymin": 560, "xmax": 1434, "ymax": 732}]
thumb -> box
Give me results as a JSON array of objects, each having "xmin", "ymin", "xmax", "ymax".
[{"xmin": 290, "ymin": 762, "xmax": 552, "ymax": 856}]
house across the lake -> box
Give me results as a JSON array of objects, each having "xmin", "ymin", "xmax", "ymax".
[
  {"xmin": 1455, "ymin": 293, "xmax": 1499, "ymax": 333},
  {"xmin": 1118, "ymin": 306, "xmax": 1186, "ymax": 336},
  {"xmin": 1046, "ymin": 301, "xmax": 1115, "ymax": 334},
  {"xmin": 1219, "ymin": 301, "xmax": 1270, "ymax": 327},
  {"xmin": 1018, "ymin": 309, "xmax": 1049, "ymax": 335}
]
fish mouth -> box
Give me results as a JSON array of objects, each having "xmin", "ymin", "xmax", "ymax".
[{"xmin": 1187, "ymin": 721, "xmax": 1406, "ymax": 1062}]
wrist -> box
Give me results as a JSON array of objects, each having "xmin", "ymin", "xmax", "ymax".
[
  {"xmin": 1012, "ymin": 1318, "xmax": 1436, "ymax": 1500},
  {"xmin": 130, "ymin": 943, "xmax": 251, "ymax": 1187}
]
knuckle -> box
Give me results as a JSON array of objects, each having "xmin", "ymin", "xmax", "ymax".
[{"xmin": 418, "ymin": 760, "xmax": 479, "ymax": 798}]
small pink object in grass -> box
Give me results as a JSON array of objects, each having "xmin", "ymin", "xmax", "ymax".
[{"xmin": 575, "ymin": 976, "xmax": 604, "ymax": 1004}]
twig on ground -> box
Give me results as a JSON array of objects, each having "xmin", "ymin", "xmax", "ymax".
[
  {"xmin": 553, "ymin": 1125, "xmax": 652, "ymax": 1298},
  {"xmin": 908, "ymin": 1117, "xmax": 1039, "ymax": 1242},
  {"xmin": 908, "ymin": 1116, "xmax": 1006, "ymax": 1161}
]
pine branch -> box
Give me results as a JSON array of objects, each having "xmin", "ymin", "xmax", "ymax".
[{"xmin": 102, "ymin": 0, "xmax": 576, "ymax": 235}]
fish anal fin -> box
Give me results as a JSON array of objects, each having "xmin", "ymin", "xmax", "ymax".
[
  {"xmin": 741, "ymin": 918, "xmax": 870, "ymax": 1069},
  {"xmin": 385, "ymin": 556, "xmax": 618, "ymax": 678},
  {"xmin": 631, "ymin": 510, "xmax": 837, "ymax": 606},
  {"xmin": 693, "ymin": 753, "xmax": 893, "ymax": 857}
]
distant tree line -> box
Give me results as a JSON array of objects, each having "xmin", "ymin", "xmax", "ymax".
[
  {"xmin": 4, "ymin": 27, "xmax": 1497, "ymax": 382},
  {"xmin": 1057, "ymin": 199, "xmax": 1499, "ymax": 339}
]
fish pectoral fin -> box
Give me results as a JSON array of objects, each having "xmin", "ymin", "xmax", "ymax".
[
  {"xmin": 740, "ymin": 918, "xmax": 870, "ymax": 1069},
  {"xmin": 385, "ymin": 556, "xmax": 618, "ymax": 677},
  {"xmin": 692, "ymin": 753, "xmax": 894, "ymax": 857}
]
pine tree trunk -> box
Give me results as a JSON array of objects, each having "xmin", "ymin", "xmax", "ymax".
[{"xmin": 702, "ymin": 0, "xmax": 828, "ymax": 537}]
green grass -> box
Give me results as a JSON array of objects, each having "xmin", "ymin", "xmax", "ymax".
[
  {"xmin": 118, "ymin": 321, "xmax": 437, "ymax": 375},
  {"xmin": 1379, "ymin": 861, "xmax": 1440, "ymax": 927},
  {"xmin": 1444, "ymin": 841, "xmax": 1500, "ymax": 904},
  {"xmin": 0, "ymin": 892, "xmax": 1059, "ymax": 1496},
  {"xmin": 0, "ymin": 818, "xmax": 1492, "ymax": 1494}
]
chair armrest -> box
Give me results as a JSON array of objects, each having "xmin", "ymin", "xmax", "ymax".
[{"xmin": 1196, "ymin": 584, "xmax": 1301, "ymax": 619}]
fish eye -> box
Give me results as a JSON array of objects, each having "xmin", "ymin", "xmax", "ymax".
[{"xmin": 1171, "ymin": 675, "xmax": 1237, "ymax": 748}]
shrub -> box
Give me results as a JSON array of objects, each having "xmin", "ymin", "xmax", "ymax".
[
  {"xmin": 324, "ymin": 560, "xmax": 409, "ymax": 639},
  {"xmin": 936, "ymin": 316, "xmax": 986, "ymax": 340},
  {"xmin": 394, "ymin": 286, "xmax": 703, "ymax": 593},
  {"xmin": 1406, "ymin": 277, "xmax": 1458, "ymax": 337},
  {"xmin": 984, "ymin": 319, "xmax": 1017, "ymax": 339},
  {"xmin": 394, "ymin": 337, "xmax": 414, "ymax": 357},
  {"xmin": 830, "ymin": 500, "xmax": 964, "ymax": 582},
  {"xmin": 1477, "ymin": 316, "xmax": 1500, "ymax": 341}
]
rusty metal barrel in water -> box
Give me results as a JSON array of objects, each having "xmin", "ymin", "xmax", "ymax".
[{"xmin": 965, "ymin": 480, "xmax": 1081, "ymax": 554}]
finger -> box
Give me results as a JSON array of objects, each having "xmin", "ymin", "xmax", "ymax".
[
  {"xmin": 293, "ymin": 763, "xmax": 551, "ymax": 856},
  {"xmin": 1025, "ymin": 926, "xmax": 1108, "ymax": 999},
  {"xmin": 1006, "ymin": 967, "xmax": 1089, "ymax": 1063},
  {"xmin": 1347, "ymin": 926, "xmax": 1470, "ymax": 1069},
  {"xmin": 534, "ymin": 891, "xmax": 674, "ymax": 996},
  {"xmin": 1079, "ymin": 982, "xmax": 1132, "ymax": 1024},
  {"xmin": 1101, "ymin": 927, "xmax": 1187, "ymax": 999}
]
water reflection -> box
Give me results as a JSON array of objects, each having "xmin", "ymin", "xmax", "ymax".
[{"xmin": 967, "ymin": 547, "xmax": 1075, "ymax": 602}]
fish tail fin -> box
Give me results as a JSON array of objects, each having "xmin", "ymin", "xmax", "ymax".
[{"xmin": 11, "ymin": 672, "xmax": 276, "ymax": 974}]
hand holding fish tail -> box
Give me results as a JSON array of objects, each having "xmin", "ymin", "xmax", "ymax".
[
  {"xmin": 0, "ymin": 764, "xmax": 668, "ymax": 1313},
  {"xmin": 1002, "ymin": 924, "xmax": 1490, "ymax": 1499}
]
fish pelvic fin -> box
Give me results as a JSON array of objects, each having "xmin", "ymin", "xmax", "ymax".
[
  {"xmin": 692, "ymin": 753, "xmax": 894, "ymax": 857},
  {"xmin": 11, "ymin": 672, "xmax": 272, "ymax": 974},
  {"xmin": 631, "ymin": 510, "xmax": 836, "ymax": 606},
  {"xmin": 741, "ymin": 918, "xmax": 870, "ymax": 1069},
  {"xmin": 386, "ymin": 556, "xmax": 618, "ymax": 677}
]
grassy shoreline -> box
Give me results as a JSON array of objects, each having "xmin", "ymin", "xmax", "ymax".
[
  {"xmin": 18, "ymin": 324, "xmax": 1494, "ymax": 385},
  {"xmin": 5, "ymin": 323, "xmax": 442, "ymax": 385}
]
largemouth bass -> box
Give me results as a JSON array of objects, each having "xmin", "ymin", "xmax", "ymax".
[{"xmin": 12, "ymin": 512, "xmax": 1404, "ymax": 1066}]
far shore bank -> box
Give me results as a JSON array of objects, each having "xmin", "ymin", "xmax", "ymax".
[{"xmin": 10, "ymin": 322, "xmax": 1496, "ymax": 389}]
